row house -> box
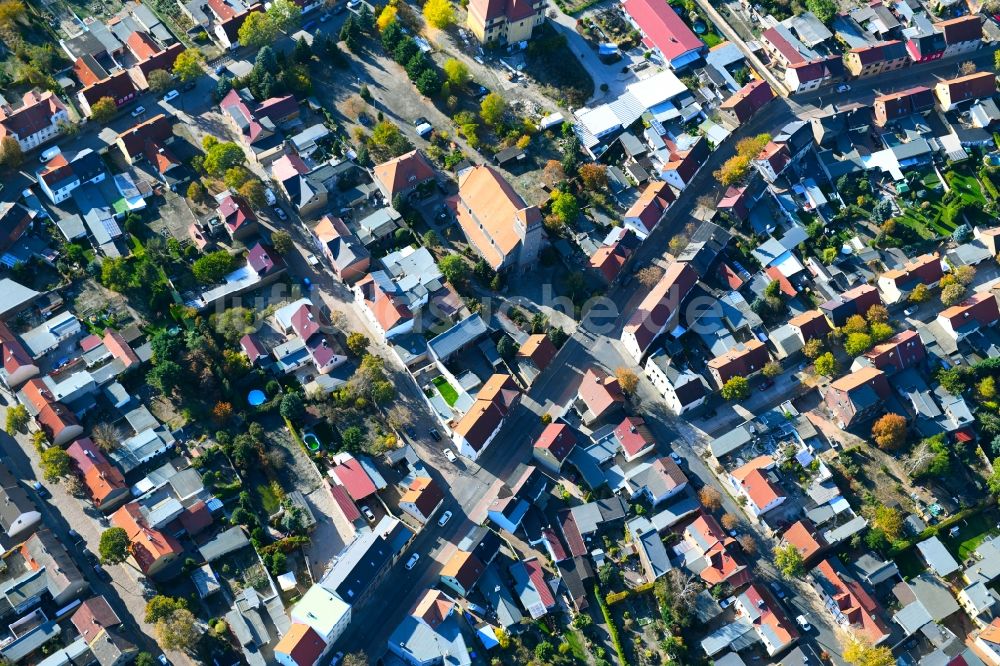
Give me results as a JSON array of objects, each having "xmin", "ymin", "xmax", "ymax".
[
  {"xmin": 753, "ymin": 141, "xmax": 791, "ymax": 183},
  {"xmin": 110, "ymin": 502, "xmax": 184, "ymax": 577},
  {"xmin": 219, "ymin": 89, "xmax": 299, "ymax": 164},
  {"xmin": 734, "ymin": 585, "xmax": 799, "ymax": 656},
  {"xmin": 644, "ymin": 349, "xmax": 708, "ymax": 415},
  {"xmin": 0, "ymin": 91, "xmax": 69, "ymax": 152},
  {"xmin": 0, "ymin": 462, "xmax": 40, "ymax": 539},
  {"xmin": 273, "ymin": 297, "xmax": 345, "ymax": 376},
  {"xmin": 719, "ymin": 79, "xmax": 775, "ymax": 128},
  {"xmin": 843, "ymin": 40, "xmax": 908, "ymax": 78},
  {"xmin": 935, "ymin": 293, "xmax": 1000, "ymax": 343},
  {"xmin": 784, "ymin": 56, "xmax": 843, "ymax": 95},
  {"xmin": 934, "ymin": 71, "xmax": 997, "ymax": 112},
  {"xmin": 451, "ymin": 374, "xmax": 520, "ymax": 460},
  {"xmin": 819, "ymin": 284, "xmax": 882, "ymax": 327},
  {"xmin": 877, "ymin": 253, "xmax": 943, "ymax": 303},
  {"xmin": 311, "ymin": 215, "xmax": 370, "ymax": 283},
  {"xmin": 78, "ymin": 70, "xmax": 139, "ymax": 117},
  {"xmin": 0, "ymin": 201, "xmax": 32, "ymax": 254},
  {"xmin": 129, "ymin": 42, "xmax": 184, "ymax": 90},
  {"xmin": 707, "ymin": 339, "xmax": 769, "ymax": 387},
  {"xmin": 873, "ymin": 86, "xmax": 934, "ymax": 127},
  {"xmin": 624, "ymin": 181, "xmax": 673, "ymax": 240},
  {"xmin": 574, "ymin": 367, "xmax": 625, "ymax": 425},
  {"xmin": 465, "ymin": 0, "xmax": 544, "ymax": 45},
  {"xmin": 213, "ymin": 2, "xmax": 263, "ymax": 50},
  {"xmin": 621, "ymin": 0, "xmax": 705, "ymax": 70},
  {"xmin": 681, "ymin": 514, "xmax": 751, "ymax": 589},
  {"xmin": 810, "ymin": 557, "xmax": 891, "ymax": 646},
  {"xmin": 590, "ymin": 227, "xmax": 639, "ymax": 284},
  {"xmin": 532, "ymin": 422, "xmax": 577, "ymax": 474},
  {"xmin": 66, "ymin": 437, "xmax": 130, "ymax": 512},
  {"xmin": 852, "ymin": 329, "xmax": 925, "ymax": 375},
  {"xmin": 0, "ymin": 320, "xmax": 39, "ymax": 388},
  {"xmin": 656, "ymin": 136, "xmax": 709, "ymax": 192},
  {"xmin": 621, "ymin": 261, "xmax": 698, "ymax": 362},
  {"xmin": 115, "ymin": 114, "xmax": 178, "ymax": 172},
  {"xmin": 19, "ymin": 377, "xmax": 84, "ymax": 446},
  {"xmin": 824, "ymin": 366, "xmax": 891, "ymax": 428}
]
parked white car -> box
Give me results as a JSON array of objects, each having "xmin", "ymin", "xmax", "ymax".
[
  {"xmin": 405, "ymin": 553, "xmax": 420, "ymax": 570},
  {"xmin": 438, "ymin": 511, "xmax": 452, "ymax": 527},
  {"xmin": 162, "ymin": 90, "xmax": 179, "ymax": 102}
]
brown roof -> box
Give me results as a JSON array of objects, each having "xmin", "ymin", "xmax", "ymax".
[
  {"xmin": 117, "ymin": 114, "xmax": 173, "ymax": 160},
  {"xmin": 707, "ymin": 339, "xmax": 769, "ymax": 382},
  {"xmin": 468, "ymin": 0, "xmax": 540, "ymax": 24},
  {"xmin": 126, "ymin": 30, "xmax": 159, "ymax": 60},
  {"xmin": 71, "ymin": 596, "xmax": 122, "ymax": 641},
  {"xmin": 103, "ymin": 328, "xmax": 140, "ymax": 367},
  {"xmin": 623, "ymin": 261, "xmax": 699, "ymax": 355},
  {"xmin": 829, "ymin": 366, "xmax": 887, "ymax": 392},
  {"xmin": 111, "ymin": 503, "xmax": 183, "ymax": 575},
  {"xmin": 577, "ymin": 368, "xmax": 625, "ymax": 417},
  {"xmin": 625, "ymin": 181, "xmax": 674, "ymax": 231},
  {"xmin": 441, "ymin": 550, "xmax": 486, "ymax": 590},
  {"xmin": 788, "ymin": 309, "xmax": 832, "ymax": 341},
  {"xmin": 452, "ymin": 374, "xmax": 521, "ymax": 452},
  {"xmin": 782, "ymin": 520, "xmax": 825, "ymax": 562},
  {"xmin": 0, "ymin": 320, "xmax": 35, "ymax": 377},
  {"xmin": 373, "ymin": 150, "xmax": 436, "ymax": 198},
  {"xmin": 81, "ymin": 70, "xmax": 138, "ymax": 108},
  {"xmin": 719, "ymin": 79, "xmax": 775, "ymax": 123},
  {"xmin": 274, "ymin": 623, "xmax": 326, "ymax": 666},
  {"xmin": 533, "ymin": 423, "xmax": 577, "ymax": 462},
  {"xmin": 400, "ymin": 477, "xmax": 444, "ymax": 518},
  {"xmin": 937, "ymin": 14, "xmax": 982, "ymax": 45},
  {"xmin": 517, "ymin": 333, "xmax": 557, "ymax": 370},
  {"xmin": 938, "ymin": 71, "xmax": 997, "ymax": 104},
  {"xmin": 456, "ymin": 165, "xmax": 540, "ymax": 270},
  {"xmin": 0, "ymin": 91, "xmax": 67, "ymax": 142}
]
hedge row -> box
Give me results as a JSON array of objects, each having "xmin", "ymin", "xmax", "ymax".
[{"xmin": 595, "ymin": 584, "xmax": 629, "ymax": 666}]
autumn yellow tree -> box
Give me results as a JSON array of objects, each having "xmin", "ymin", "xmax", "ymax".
[
  {"xmin": 615, "ymin": 367, "xmax": 638, "ymax": 395},
  {"xmin": 713, "ymin": 133, "xmax": 770, "ymax": 186},
  {"xmin": 843, "ymin": 635, "xmax": 894, "ymax": 666},
  {"xmin": 871, "ymin": 413, "xmax": 907, "ymax": 451},
  {"xmin": 423, "ymin": 0, "xmax": 454, "ymax": 28},
  {"xmin": 377, "ymin": 3, "xmax": 397, "ymax": 31}
]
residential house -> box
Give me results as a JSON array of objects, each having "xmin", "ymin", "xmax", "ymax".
[
  {"xmin": 761, "ymin": 27, "xmax": 807, "ymax": 67},
  {"xmin": 219, "ymin": 89, "xmax": 298, "ymax": 163},
  {"xmin": 623, "ymin": 456, "xmax": 687, "ymax": 505},
  {"xmin": 820, "ymin": 284, "xmax": 882, "ymax": 327},
  {"xmin": 465, "ymin": 0, "xmax": 545, "ymax": 44},
  {"xmin": 212, "ymin": 4, "xmax": 263, "ymax": 50},
  {"xmin": 71, "ymin": 596, "xmax": 137, "ymax": 666},
  {"xmin": 719, "ymin": 80, "xmax": 775, "ymax": 128},
  {"xmin": 873, "ymin": 86, "xmax": 935, "ymax": 126},
  {"xmin": 509, "ymin": 558, "xmax": 557, "ymax": 619},
  {"xmin": 644, "ymin": 350, "xmax": 708, "ymax": 415},
  {"xmin": 781, "ymin": 520, "xmax": 827, "ymax": 565},
  {"xmin": 753, "ymin": 141, "xmax": 791, "ymax": 183},
  {"xmin": 622, "ymin": 0, "xmax": 704, "ymax": 69},
  {"xmin": 681, "ymin": 514, "xmax": 751, "ymax": 589},
  {"xmin": 451, "ymin": 374, "xmax": 520, "ymax": 460},
  {"xmin": 37, "ymin": 154, "xmax": 81, "ymax": 204},
  {"xmin": 959, "ymin": 581, "xmax": 1000, "ymax": 627},
  {"xmin": 0, "ymin": 201, "xmax": 32, "ymax": 253},
  {"xmin": 487, "ymin": 464, "xmax": 547, "ymax": 534},
  {"xmin": 0, "ymin": 462, "xmax": 40, "ymax": 539},
  {"xmin": 129, "ymin": 42, "xmax": 184, "ymax": 91},
  {"xmin": 788, "ymin": 309, "xmax": 832, "ymax": 345},
  {"xmin": 589, "ymin": 227, "xmax": 639, "ymax": 284},
  {"xmin": 0, "ymin": 90, "xmax": 69, "ymax": 152},
  {"xmin": 454, "ymin": 165, "xmax": 542, "ymax": 273},
  {"xmin": 892, "ymin": 573, "xmax": 961, "ymax": 637},
  {"xmin": 319, "ymin": 514, "xmax": 414, "ymax": 608},
  {"xmin": 729, "ymin": 456, "xmax": 786, "ymax": 518},
  {"xmin": 517, "ymin": 333, "xmax": 557, "ymax": 373},
  {"xmin": 628, "ymin": 516, "xmax": 672, "ymax": 581},
  {"xmin": 853, "ymin": 329, "xmax": 925, "ymax": 374},
  {"xmin": 19, "ymin": 378, "xmax": 83, "ymax": 446},
  {"xmin": 657, "ymin": 136, "xmax": 709, "ymax": 191},
  {"xmin": 372, "ymin": 150, "xmax": 436, "ymax": 202},
  {"xmin": 935, "ymin": 71, "xmax": 997, "ymax": 111},
  {"xmin": 974, "ymin": 618, "xmax": 1000, "ymax": 663},
  {"xmin": 843, "ymin": 40, "xmax": 908, "ymax": 77},
  {"xmin": 115, "ymin": 114, "xmax": 178, "ymax": 178},
  {"xmin": 216, "ymin": 191, "xmax": 259, "ymax": 241},
  {"xmin": 936, "ymin": 293, "xmax": 1000, "ymax": 342},
  {"xmin": 614, "ymin": 416, "xmax": 656, "ymax": 462},
  {"xmin": 938, "ymin": 15, "xmax": 983, "ymax": 58},
  {"xmin": 110, "ymin": 502, "xmax": 183, "ymax": 577},
  {"xmin": 707, "ymin": 339, "xmax": 769, "ymax": 387},
  {"xmin": 916, "ymin": 536, "xmax": 960, "ymax": 578},
  {"xmin": 559, "ymin": 497, "xmax": 627, "ymax": 558},
  {"xmin": 289, "ymin": 585, "xmax": 351, "ymax": 647},
  {"xmin": 22, "ymin": 529, "xmax": 89, "ymax": 607},
  {"xmin": 784, "ymin": 56, "xmax": 843, "ymax": 94},
  {"xmin": 623, "ymin": 181, "xmax": 674, "ymax": 240},
  {"xmin": 574, "ymin": 368, "xmax": 625, "ymax": 425},
  {"xmin": 271, "ymin": 153, "xmax": 327, "ymax": 218},
  {"xmin": 311, "ymin": 215, "xmax": 370, "ymax": 283},
  {"xmin": 877, "ymin": 253, "xmax": 943, "ymax": 303},
  {"xmin": 273, "ymin": 623, "xmax": 327, "ymax": 666},
  {"xmin": 66, "ymin": 438, "xmax": 129, "ymax": 512},
  {"xmin": 851, "ymin": 553, "xmax": 899, "ymax": 587},
  {"xmin": 532, "ymin": 422, "xmax": 577, "ymax": 473},
  {"xmin": 440, "ymin": 550, "xmax": 487, "ymax": 598},
  {"xmin": 388, "ymin": 590, "xmax": 471, "ymax": 666},
  {"xmin": 399, "ymin": 477, "xmax": 444, "ymax": 524},
  {"xmin": 810, "ymin": 557, "xmax": 891, "ymax": 646},
  {"xmin": 275, "ymin": 298, "xmax": 345, "ymax": 376},
  {"xmin": 824, "ymin": 366, "xmax": 892, "ymax": 428},
  {"xmin": 974, "ymin": 226, "xmax": 1000, "ymax": 256},
  {"xmin": 734, "ymin": 585, "xmax": 799, "ymax": 656},
  {"xmin": 78, "ymin": 70, "xmax": 139, "ymax": 116},
  {"xmin": 0, "ymin": 321, "xmax": 38, "ymax": 388},
  {"xmin": 621, "ymin": 261, "xmax": 699, "ymax": 362}
]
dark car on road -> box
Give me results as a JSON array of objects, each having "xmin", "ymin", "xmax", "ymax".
[
  {"xmin": 93, "ymin": 564, "xmax": 112, "ymax": 582},
  {"xmin": 429, "ymin": 428, "xmax": 442, "ymax": 442}
]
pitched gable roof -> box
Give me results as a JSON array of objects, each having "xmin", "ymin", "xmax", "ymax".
[{"xmin": 373, "ymin": 150, "xmax": 436, "ymax": 198}]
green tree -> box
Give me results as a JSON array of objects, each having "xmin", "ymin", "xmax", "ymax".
[
  {"xmin": 148, "ymin": 360, "xmax": 184, "ymax": 394},
  {"xmin": 369, "ymin": 120, "xmax": 412, "ymax": 160},
  {"xmin": 872, "ymin": 505, "xmax": 903, "ymax": 541},
  {"xmin": 156, "ymin": 608, "xmax": 200, "ymax": 651},
  {"xmin": 89, "ymin": 96, "xmax": 117, "ymax": 122},
  {"xmin": 422, "ymin": 0, "xmax": 454, "ymax": 28},
  {"xmin": 762, "ymin": 361, "xmax": 782, "ymax": 378},
  {"xmin": 0, "ymin": 135, "xmax": 24, "ymax": 168},
  {"xmin": 270, "ymin": 230, "xmax": 293, "ymax": 255},
  {"xmin": 346, "ymin": 332, "xmax": 370, "ymax": 356},
  {"xmin": 438, "ymin": 254, "xmax": 468, "ymax": 285},
  {"xmin": 802, "ymin": 338, "xmax": 823, "ymax": 359},
  {"xmin": 5, "ymin": 404, "xmax": 28, "ymax": 433},
  {"xmin": 204, "ymin": 141, "xmax": 245, "ymax": 176},
  {"xmin": 294, "ymin": 35, "xmax": 312, "ymax": 63},
  {"xmin": 844, "ymin": 332, "xmax": 873, "ymax": 356},
  {"xmin": 173, "ymin": 48, "xmax": 203, "ymax": 82},
  {"xmin": 280, "ymin": 392, "xmax": 305, "ymax": 421},
  {"xmin": 342, "ymin": 653, "xmax": 368, "ymax": 666},
  {"xmin": 443, "ymin": 58, "xmax": 469, "ymax": 87},
  {"xmin": 99, "ymin": 527, "xmax": 130, "ymax": 564},
  {"xmin": 941, "ymin": 282, "xmax": 966, "ymax": 306},
  {"xmin": 908, "ymin": 283, "xmax": 930, "ymax": 303},
  {"xmin": 40, "ymin": 447, "xmax": 71, "ymax": 482},
  {"xmin": 814, "ymin": 352, "xmax": 837, "ymax": 376},
  {"xmin": 480, "ymin": 92, "xmax": 506, "ymax": 127},
  {"xmin": 341, "ymin": 425, "xmax": 365, "ymax": 452},
  {"xmin": 239, "ymin": 179, "xmax": 267, "ymax": 209},
  {"xmin": 721, "ymin": 376, "xmax": 750, "ymax": 401},
  {"xmin": 135, "ymin": 653, "xmax": 156, "ymax": 666},
  {"xmin": 422, "ymin": 230, "xmax": 440, "ymax": 248},
  {"xmin": 497, "ymin": 336, "xmax": 517, "ymax": 359},
  {"xmin": 267, "ymin": 0, "xmax": 301, "ymax": 31},
  {"xmin": 192, "ymin": 250, "xmax": 235, "ymax": 284},
  {"xmin": 239, "ymin": 10, "xmax": 279, "ymax": 48},
  {"xmin": 415, "ymin": 68, "xmax": 441, "ymax": 96},
  {"xmin": 937, "ymin": 366, "xmax": 971, "ymax": 395},
  {"xmin": 186, "ymin": 181, "xmax": 205, "ymax": 203},
  {"xmin": 774, "ymin": 543, "xmax": 805, "ymax": 578},
  {"xmin": 145, "ymin": 596, "xmax": 188, "ymax": 623},
  {"xmin": 551, "ymin": 191, "xmax": 579, "ymax": 225},
  {"xmin": 146, "ymin": 69, "xmax": 173, "ymax": 93},
  {"xmin": 870, "ymin": 322, "xmax": 893, "ymax": 343},
  {"xmin": 535, "ymin": 642, "xmax": 555, "ymax": 662}
]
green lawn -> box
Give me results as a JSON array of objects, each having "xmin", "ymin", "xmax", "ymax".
[
  {"xmin": 562, "ymin": 630, "xmax": 587, "ymax": 661},
  {"xmin": 432, "ymin": 376, "xmax": 459, "ymax": 406},
  {"xmin": 702, "ymin": 31, "xmax": 723, "ymax": 48},
  {"xmin": 894, "ymin": 548, "xmax": 925, "ymax": 580},
  {"xmin": 256, "ymin": 483, "xmax": 282, "ymax": 514},
  {"xmin": 943, "ymin": 512, "xmax": 1000, "ymax": 561}
]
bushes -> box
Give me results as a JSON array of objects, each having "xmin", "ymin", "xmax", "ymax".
[{"xmin": 594, "ymin": 585, "xmax": 628, "ymax": 666}]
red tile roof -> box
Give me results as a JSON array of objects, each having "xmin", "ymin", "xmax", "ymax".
[
  {"xmin": 110, "ymin": 502, "xmax": 183, "ymax": 575},
  {"xmin": 813, "ymin": 558, "xmax": 890, "ymax": 645},
  {"xmin": 274, "ymin": 623, "xmax": 326, "ymax": 666},
  {"xmin": 782, "ymin": 520, "xmax": 825, "ymax": 562},
  {"xmin": 577, "ymin": 368, "xmax": 625, "ymax": 419},
  {"xmin": 524, "ymin": 557, "xmax": 556, "ymax": 608},
  {"xmin": 0, "ymin": 91, "xmax": 67, "ymax": 141},
  {"xmin": 623, "ymin": 261, "xmax": 699, "ymax": 355},
  {"xmin": 71, "ymin": 596, "xmax": 121, "ymax": 641},
  {"xmin": 623, "ymin": 0, "xmax": 704, "ymax": 62},
  {"xmin": 103, "ymin": 328, "xmax": 140, "ymax": 368},
  {"xmin": 373, "ymin": 150, "xmax": 436, "ymax": 198},
  {"xmin": 0, "ymin": 321, "xmax": 35, "ymax": 378},
  {"xmin": 81, "ymin": 70, "xmax": 138, "ymax": 109},
  {"xmin": 329, "ymin": 482, "xmax": 362, "ymax": 522},
  {"xmin": 763, "ymin": 27, "xmax": 806, "ymax": 65},
  {"xmin": 218, "ymin": 193, "xmax": 257, "ymax": 234},
  {"xmin": 720, "ymin": 79, "xmax": 775, "ymax": 123},
  {"xmin": 625, "ymin": 181, "xmax": 674, "ymax": 232},
  {"xmin": 614, "ymin": 416, "xmax": 655, "ymax": 458},
  {"xmin": 938, "ymin": 14, "xmax": 982, "ymax": 45},
  {"xmin": 517, "ymin": 334, "xmax": 557, "ymax": 371},
  {"xmin": 126, "ymin": 31, "xmax": 159, "ymax": 61},
  {"xmin": 534, "ymin": 423, "xmax": 577, "ymax": 462},
  {"xmin": 331, "ymin": 456, "xmax": 377, "ymax": 501},
  {"xmin": 939, "ymin": 293, "xmax": 1000, "ymax": 330}
]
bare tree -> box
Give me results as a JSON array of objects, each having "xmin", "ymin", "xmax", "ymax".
[
  {"xmin": 92, "ymin": 422, "xmax": 124, "ymax": 452},
  {"xmin": 636, "ymin": 265, "xmax": 665, "ymax": 288}
]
